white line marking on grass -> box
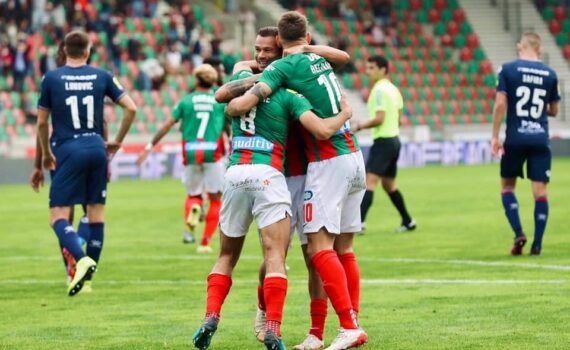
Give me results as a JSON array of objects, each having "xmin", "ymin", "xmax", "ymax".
[
  {"xmin": 2, "ymin": 255, "xmax": 570, "ymax": 271},
  {"xmin": 0, "ymin": 279, "xmax": 567, "ymax": 286}
]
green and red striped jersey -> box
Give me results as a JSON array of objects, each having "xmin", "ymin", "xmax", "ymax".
[
  {"xmin": 228, "ymin": 70, "xmax": 312, "ymax": 172},
  {"xmin": 172, "ymin": 90, "xmax": 226, "ymax": 165},
  {"xmin": 258, "ymin": 52, "xmax": 360, "ymax": 162}
]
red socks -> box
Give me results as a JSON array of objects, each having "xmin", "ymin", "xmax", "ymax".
[
  {"xmin": 205, "ymin": 273, "xmax": 232, "ymax": 319},
  {"xmin": 257, "ymin": 284, "xmax": 266, "ymax": 311},
  {"xmin": 338, "ymin": 252, "xmax": 360, "ymax": 314},
  {"xmin": 309, "ymin": 298, "xmax": 328, "ymax": 340},
  {"xmin": 201, "ymin": 198, "xmax": 221, "ymax": 246},
  {"xmin": 311, "ymin": 249, "xmax": 358, "ymax": 329},
  {"xmin": 264, "ymin": 276, "xmax": 288, "ymax": 336},
  {"xmin": 185, "ymin": 195, "xmax": 203, "ymax": 224}
]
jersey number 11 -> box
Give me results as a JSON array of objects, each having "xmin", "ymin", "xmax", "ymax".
[{"xmin": 66, "ymin": 95, "xmax": 94, "ymax": 129}]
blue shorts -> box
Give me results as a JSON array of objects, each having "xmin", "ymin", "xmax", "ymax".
[
  {"xmin": 500, "ymin": 143, "xmax": 551, "ymax": 183},
  {"xmin": 49, "ymin": 136, "xmax": 108, "ymax": 208}
]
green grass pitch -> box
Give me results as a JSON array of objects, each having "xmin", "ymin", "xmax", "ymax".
[{"xmin": 1, "ymin": 160, "xmax": 570, "ymax": 349}]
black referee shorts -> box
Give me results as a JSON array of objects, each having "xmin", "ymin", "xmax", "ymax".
[{"xmin": 366, "ymin": 136, "xmax": 401, "ymax": 178}]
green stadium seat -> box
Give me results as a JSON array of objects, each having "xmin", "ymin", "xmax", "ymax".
[
  {"xmin": 483, "ymin": 74, "xmax": 496, "ymax": 87},
  {"xmin": 416, "ymin": 10, "xmax": 428, "ymax": 23},
  {"xmin": 453, "ymin": 34, "xmax": 466, "ymax": 48},
  {"xmin": 556, "ymin": 32, "xmax": 568, "ymax": 46},
  {"xmin": 441, "ymin": 9, "xmax": 453, "ymax": 22},
  {"xmin": 473, "ymin": 47, "xmax": 486, "ymax": 61},
  {"xmin": 542, "ymin": 7, "xmax": 555, "ymax": 21}
]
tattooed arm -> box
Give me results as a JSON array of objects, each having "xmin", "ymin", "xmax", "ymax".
[
  {"xmin": 214, "ymin": 74, "xmax": 261, "ymax": 103},
  {"xmin": 225, "ymin": 82, "xmax": 273, "ymax": 117}
]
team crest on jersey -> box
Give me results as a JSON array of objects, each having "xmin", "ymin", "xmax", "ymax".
[
  {"xmin": 113, "ymin": 76, "xmax": 124, "ymax": 90},
  {"xmin": 303, "ymin": 190, "xmax": 313, "ymax": 201}
]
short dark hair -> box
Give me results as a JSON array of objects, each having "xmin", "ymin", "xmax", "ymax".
[
  {"xmin": 64, "ymin": 31, "xmax": 90, "ymax": 59},
  {"xmin": 368, "ymin": 55, "xmax": 389, "ymax": 73},
  {"xmin": 278, "ymin": 11, "xmax": 307, "ymax": 42},
  {"xmin": 258, "ymin": 26, "xmax": 278, "ymax": 37},
  {"xmin": 203, "ymin": 57, "xmax": 222, "ymax": 67}
]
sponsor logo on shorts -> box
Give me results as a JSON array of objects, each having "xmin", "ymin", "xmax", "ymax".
[
  {"xmin": 102, "ymin": 190, "xmax": 107, "ymax": 198},
  {"xmin": 304, "ymin": 190, "xmax": 313, "ymax": 201},
  {"xmin": 228, "ymin": 178, "xmax": 266, "ymax": 192},
  {"xmin": 546, "ymin": 170, "xmax": 551, "ymax": 178},
  {"xmin": 232, "ymin": 136, "xmax": 274, "ymax": 152}
]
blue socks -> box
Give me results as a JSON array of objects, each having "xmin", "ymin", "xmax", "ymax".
[
  {"xmin": 53, "ymin": 219, "xmax": 86, "ymax": 261},
  {"xmin": 533, "ymin": 197, "xmax": 549, "ymax": 248},
  {"xmin": 87, "ymin": 223, "xmax": 104, "ymax": 263},
  {"xmin": 501, "ymin": 191, "xmax": 523, "ymax": 237},
  {"xmin": 77, "ymin": 216, "xmax": 91, "ymax": 247}
]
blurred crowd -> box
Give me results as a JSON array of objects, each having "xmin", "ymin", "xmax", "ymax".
[{"xmin": 0, "ymin": 0, "xmax": 234, "ymax": 93}]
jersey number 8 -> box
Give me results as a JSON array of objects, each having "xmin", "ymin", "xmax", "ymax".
[{"xmin": 240, "ymin": 107, "xmax": 257, "ymax": 134}]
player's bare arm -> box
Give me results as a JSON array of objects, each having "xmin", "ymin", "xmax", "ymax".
[
  {"xmin": 109, "ymin": 94, "xmax": 137, "ymax": 155},
  {"xmin": 225, "ymin": 83, "xmax": 273, "ymax": 116},
  {"xmin": 353, "ymin": 110, "xmax": 385, "ymax": 132},
  {"xmin": 30, "ymin": 136, "xmax": 44, "ymax": 192},
  {"xmin": 547, "ymin": 101, "xmax": 560, "ymax": 117},
  {"xmin": 285, "ymin": 45, "xmax": 350, "ymax": 71},
  {"xmin": 491, "ymin": 92, "xmax": 507, "ymax": 156},
  {"xmin": 232, "ymin": 60, "xmax": 259, "ymax": 74},
  {"xmin": 136, "ymin": 117, "xmax": 177, "ymax": 166},
  {"xmin": 36, "ymin": 108, "xmax": 56, "ymax": 170},
  {"xmin": 214, "ymin": 74, "xmax": 261, "ymax": 103},
  {"xmin": 299, "ymin": 96, "xmax": 352, "ymax": 140}
]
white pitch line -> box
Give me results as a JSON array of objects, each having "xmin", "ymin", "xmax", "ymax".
[
  {"xmin": 0, "ymin": 279, "xmax": 567, "ymax": 286},
  {"xmin": 1, "ymin": 255, "xmax": 570, "ymax": 272}
]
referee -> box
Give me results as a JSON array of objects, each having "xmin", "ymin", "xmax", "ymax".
[{"xmin": 352, "ymin": 55, "xmax": 416, "ymax": 232}]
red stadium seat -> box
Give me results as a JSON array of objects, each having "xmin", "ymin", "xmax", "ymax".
[
  {"xmin": 563, "ymin": 45, "xmax": 570, "ymax": 59},
  {"xmin": 453, "ymin": 8, "xmax": 466, "ymax": 22},
  {"xmin": 440, "ymin": 34, "xmax": 453, "ymax": 46},
  {"xmin": 410, "ymin": 0, "xmax": 422, "ymax": 10},
  {"xmin": 435, "ymin": 0, "xmax": 447, "ymax": 10},
  {"xmin": 549, "ymin": 20, "xmax": 561, "ymax": 34},
  {"xmin": 479, "ymin": 60, "xmax": 493, "ymax": 74},
  {"xmin": 554, "ymin": 6, "xmax": 566, "ymax": 21},
  {"xmin": 428, "ymin": 9, "xmax": 440, "ymax": 23},
  {"xmin": 447, "ymin": 21, "xmax": 460, "ymax": 36},
  {"xmin": 466, "ymin": 33, "xmax": 479, "ymax": 48},
  {"xmin": 459, "ymin": 48, "xmax": 473, "ymax": 61}
]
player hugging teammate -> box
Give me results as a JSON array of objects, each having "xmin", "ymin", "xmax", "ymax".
[{"xmin": 192, "ymin": 11, "xmax": 368, "ymax": 350}]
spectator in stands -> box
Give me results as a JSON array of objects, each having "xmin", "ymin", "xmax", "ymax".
[
  {"xmin": 237, "ymin": 4, "xmax": 256, "ymax": 48},
  {"xmin": 372, "ymin": 0, "xmax": 392, "ymax": 27},
  {"xmin": 181, "ymin": 4, "xmax": 195, "ymax": 45},
  {"xmin": 39, "ymin": 46, "xmax": 57, "ymax": 76},
  {"xmin": 340, "ymin": 0, "xmax": 358, "ymax": 21},
  {"xmin": 139, "ymin": 54, "xmax": 165, "ymax": 90},
  {"xmin": 165, "ymin": 41, "xmax": 182, "ymax": 75},
  {"xmin": 371, "ymin": 24, "xmax": 386, "ymax": 47},
  {"xmin": 12, "ymin": 40, "xmax": 29, "ymax": 92}
]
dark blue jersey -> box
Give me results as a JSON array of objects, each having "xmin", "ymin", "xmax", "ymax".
[
  {"xmin": 38, "ymin": 65, "xmax": 125, "ymax": 144},
  {"xmin": 497, "ymin": 59, "xmax": 560, "ymax": 145}
]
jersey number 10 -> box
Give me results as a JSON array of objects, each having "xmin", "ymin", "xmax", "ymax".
[
  {"xmin": 516, "ymin": 86, "xmax": 546, "ymax": 119},
  {"xmin": 66, "ymin": 95, "xmax": 94, "ymax": 129},
  {"xmin": 318, "ymin": 73, "xmax": 342, "ymax": 114}
]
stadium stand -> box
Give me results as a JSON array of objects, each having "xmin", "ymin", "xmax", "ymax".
[
  {"xmin": 537, "ymin": 0, "xmax": 570, "ymax": 60},
  {"xmin": 280, "ymin": 0, "xmax": 497, "ymax": 128},
  {"xmin": 0, "ymin": 1, "xmax": 245, "ymax": 145}
]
